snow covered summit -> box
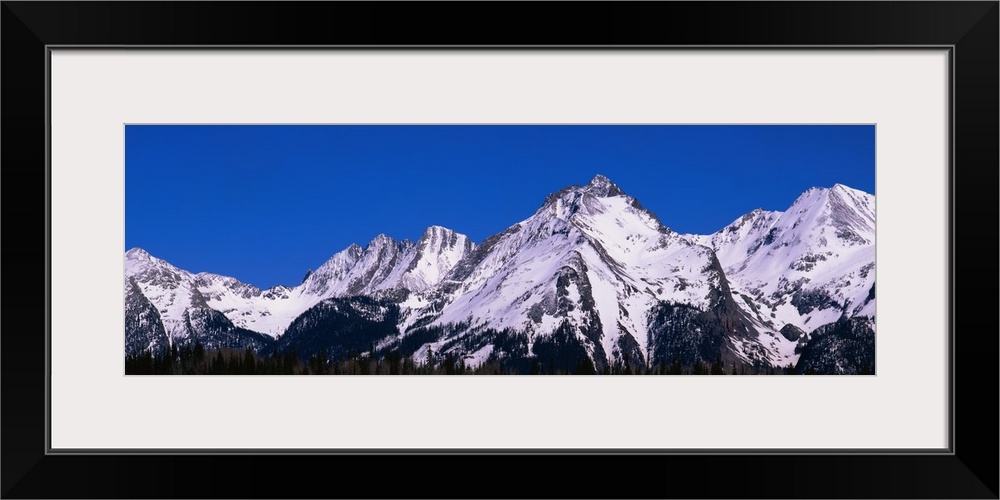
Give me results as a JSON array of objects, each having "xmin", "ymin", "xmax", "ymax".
[{"xmin": 401, "ymin": 174, "xmax": 760, "ymax": 370}]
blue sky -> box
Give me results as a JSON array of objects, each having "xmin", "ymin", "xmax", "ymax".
[{"xmin": 126, "ymin": 125, "xmax": 875, "ymax": 289}]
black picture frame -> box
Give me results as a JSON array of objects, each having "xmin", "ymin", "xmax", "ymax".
[{"xmin": 2, "ymin": 2, "xmax": 996, "ymax": 498}]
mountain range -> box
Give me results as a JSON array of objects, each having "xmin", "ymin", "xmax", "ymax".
[{"xmin": 125, "ymin": 174, "xmax": 875, "ymax": 374}]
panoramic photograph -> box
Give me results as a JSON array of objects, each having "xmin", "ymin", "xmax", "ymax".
[{"xmin": 125, "ymin": 125, "xmax": 875, "ymax": 375}]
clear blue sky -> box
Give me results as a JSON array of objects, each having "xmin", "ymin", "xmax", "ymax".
[{"xmin": 126, "ymin": 125, "xmax": 875, "ymax": 289}]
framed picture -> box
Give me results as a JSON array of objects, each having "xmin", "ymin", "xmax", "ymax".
[{"xmin": 3, "ymin": 2, "xmax": 996, "ymax": 498}]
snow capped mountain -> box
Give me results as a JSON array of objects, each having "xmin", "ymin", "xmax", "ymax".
[
  {"xmin": 296, "ymin": 227, "xmax": 475, "ymax": 300},
  {"xmin": 126, "ymin": 225, "xmax": 475, "ymax": 339},
  {"xmin": 397, "ymin": 225, "xmax": 476, "ymax": 292},
  {"xmin": 124, "ymin": 248, "xmax": 274, "ymax": 350},
  {"xmin": 125, "ymin": 176, "xmax": 874, "ymax": 374},
  {"xmin": 400, "ymin": 174, "xmax": 763, "ymax": 370},
  {"xmin": 687, "ymin": 183, "xmax": 875, "ymax": 365},
  {"xmin": 125, "ymin": 247, "xmax": 203, "ymax": 340}
]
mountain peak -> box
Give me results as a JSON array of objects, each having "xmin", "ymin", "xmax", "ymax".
[
  {"xmin": 584, "ymin": 174, "xmax": 625, "ymax": 198},
  {"xmin": 422, "ymin": 225, "xmax": 454, "ymax": 238},
  {"xmin": 125, "ymin": 247, "xmax": 151, "ymax": 260},
  {"xmin": 830, "ymin": 183, "xmax": 872, "ymax": 198},
  {"xmin": 588, "ymin": 173, "xmax": 612, "ymax": 186},
  {"xmin": 792, "ymin": 183, "xmax": 872, "ymax": 209},
  {"xmin": 418, "ymin": 225, "xmax": 472, "ymax": 254},
  {"xmin": 831, "ymin": 182, "xmax": 858, "ymax": 191},
  {"xmin": 800, "ymin": 183, "xmax": 869, "ymax": 198},
  {"xmin": 542, "ymin": 175, "xmax": 627, "ymax": 208},
  {"xmin": 367, "ymin": 233, "xmax": 396, "ymax": 248}
]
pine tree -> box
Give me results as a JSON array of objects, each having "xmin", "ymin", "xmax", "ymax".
[
  {"xmin": 574, "ymin": 356, "xmax": 596, "ymax": 375},
  {"xmin": 668, "ymin": 359, "xmax": 683, "ymax": 375},
  {"xmin": 284, "ymin": 349, "xmax": 298, "ymax": 375},
  {"xmin": 211, "ymin": 351, "xmax": 225, "ymax": 375},
  {"xmin": 710, "ymin": 354, "xmax": 724, "ymax": 375},
  {"xmin": 168, "ymin": 343, "xmax": 178, "ymax": 374},
  {"xmin": 193, "ymin": 342, "xmax": 205, "ymax": 363},
  {"xmin": 162, "ymin": 352, "xmax": 173, "ymax": 373},
  {"xmin": 243, "ymin": 348, "xmax": 256, "ymax": 375}
]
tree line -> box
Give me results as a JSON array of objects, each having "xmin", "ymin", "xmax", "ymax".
[{"xmin": 126, "ymin": 343, "xmax": 828, "ymax": 375}]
